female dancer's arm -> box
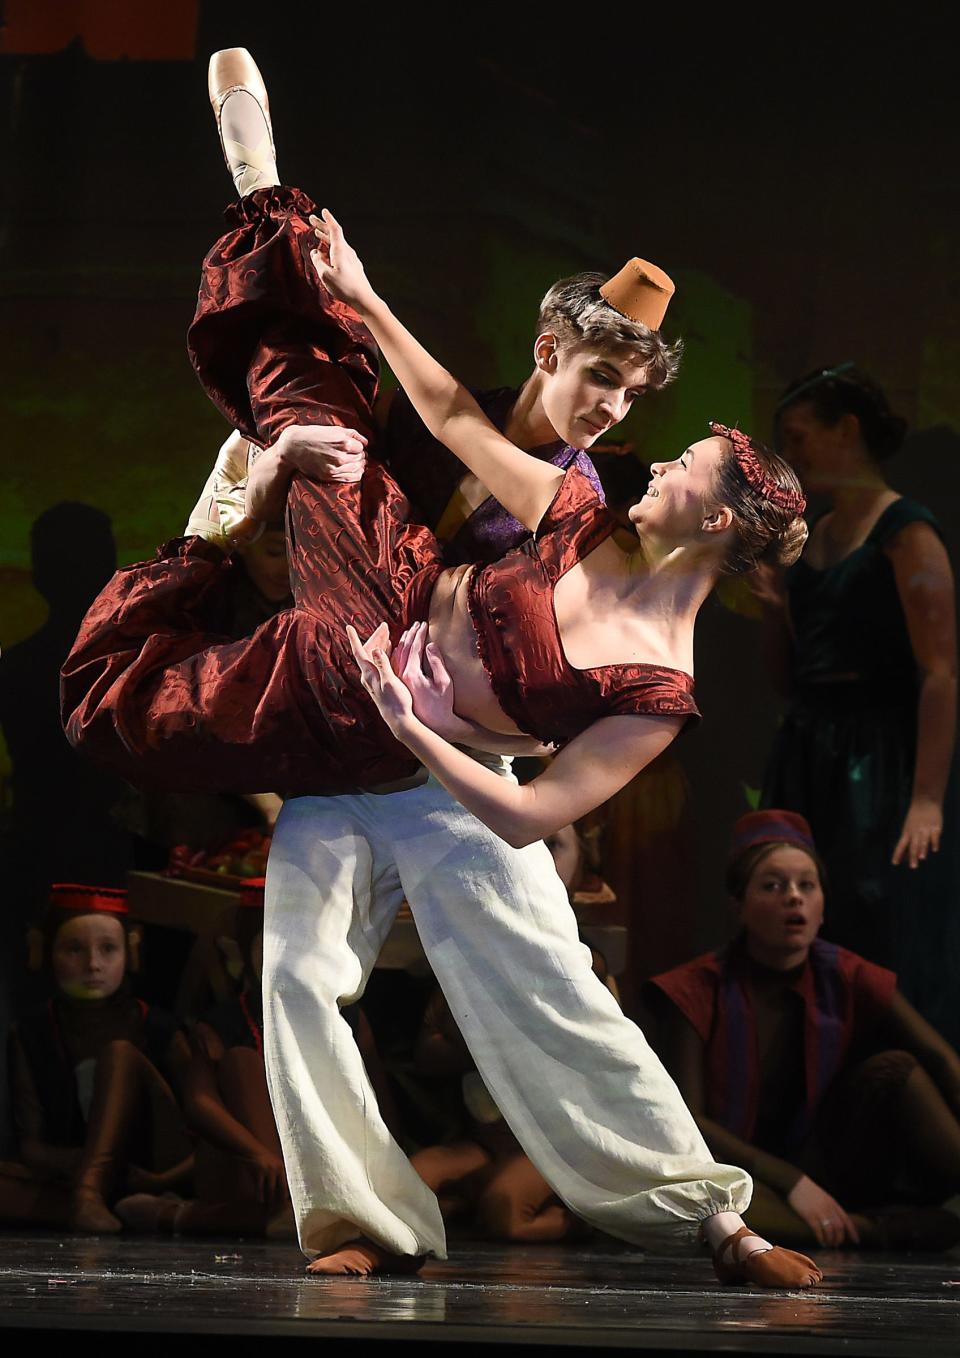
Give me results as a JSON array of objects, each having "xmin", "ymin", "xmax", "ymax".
[
  {"xmin": 310, "ymin": 211, "xmax": 565, "ymax": 533},
  {"xmin": 348, "ymin": 625, "xmax": 681, "ymax": 846},
  {"xmin": 886, "ymin": 521, "xmax": 958, "ymax": 869}
]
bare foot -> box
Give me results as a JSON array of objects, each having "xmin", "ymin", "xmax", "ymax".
[
  {"xmin": 306, "ymin": 1238, "xmax": 425, "ymax": 1277},
  {"xmin": 713, "ymin": 1226, "xmax": 822, "ymax": 1289},
  {"xmin": 69, "ymin": 1190, "xmax": 122, "ymax": 1234}
]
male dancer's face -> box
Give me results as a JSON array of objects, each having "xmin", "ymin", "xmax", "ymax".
[{"xmin": 538, "ymin": 338, "xmax": 651, "ymax": 450}]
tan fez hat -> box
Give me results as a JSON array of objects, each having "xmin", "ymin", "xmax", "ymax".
[{"xmin": 600, "ymin": 257, "xmax": 675, "ymax": 330}]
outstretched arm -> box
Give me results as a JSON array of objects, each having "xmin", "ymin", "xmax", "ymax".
[{"xmin": 309, "ymin": 210, "xmax": 565, "ymax": 532}]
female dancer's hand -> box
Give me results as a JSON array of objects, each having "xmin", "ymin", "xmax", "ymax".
[
  {"xmin": 309, "ymin": 209, "xmax": 378, "ymax": 314},
  {"xmin": 892, "ymin": 795, "xmax": 943, "ymax": 869},
  {"xmin": 346, "ymin": 623, "xmax": 416, "ymax": 737},
  {"xmin": 787, "ymin": 1174, "xmax": 860, "ymax": 1248},
  {"xmin": 391, "ymin": 621, "xmax": 471, "ymax": 742}
]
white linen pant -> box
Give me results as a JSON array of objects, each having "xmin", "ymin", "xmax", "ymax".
[{"xmin": 262, "ymin": 763, "xmax": 751, "ymax": 1259}]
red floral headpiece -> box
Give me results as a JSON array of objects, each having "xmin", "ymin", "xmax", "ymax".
[{"xmin": 709, "ymin": 422, "xmax": 806, "ymax": 517}]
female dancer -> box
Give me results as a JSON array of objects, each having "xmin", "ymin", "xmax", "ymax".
[
  {"xmin": 759, "ymin": 365, "xmax": 959, "ymax": 1047},
  {"xmin": 63, "ymin": 49, "xmax": 818, "ymax": 1286}
]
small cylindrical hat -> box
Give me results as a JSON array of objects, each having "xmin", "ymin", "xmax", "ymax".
[
  {"xmin": 600, "ymin": 257, "xmax": 675, "ymax": 330},
  {"xmin": 729, "ymin": 810, "xmax": 815, "ymax": 861}
]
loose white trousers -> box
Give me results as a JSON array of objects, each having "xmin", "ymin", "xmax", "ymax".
[{"xmin": 262, "ymin": 765, "xmax": 751, "ymax": 1259}]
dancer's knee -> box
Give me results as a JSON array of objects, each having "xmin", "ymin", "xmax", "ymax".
[{"xmin": 95, "ymin": 1039, "xmax": 144, "ymax": 1076}]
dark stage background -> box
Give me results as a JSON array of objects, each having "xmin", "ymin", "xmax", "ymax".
[{"xmin": 1, "ymin": 3, "xmax": 958, "ymax": 952}]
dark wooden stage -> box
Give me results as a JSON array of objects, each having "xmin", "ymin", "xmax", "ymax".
[{"xmin": 1, "ymin": 1234, "xmax": 958, "ymax": 1356}]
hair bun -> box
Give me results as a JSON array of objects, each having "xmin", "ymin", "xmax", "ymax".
[{"xmin": 776, "ymin": 516, "xmax": 808, "ymax": 567}]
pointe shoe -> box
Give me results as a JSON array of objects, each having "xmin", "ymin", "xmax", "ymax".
[
  {"xmin": 208, "ymin": 47, "xmax": 278, "ymax": 197},
  {"xmin": 185, "ymin": 429, "xmax": 264, "ymax": 549},
  {"xmin": 712, "ymin": 1225, "xmax": 822, "ymax": 1289}
]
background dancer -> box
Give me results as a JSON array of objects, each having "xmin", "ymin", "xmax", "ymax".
[
  {"xmin": 758, "ymin": 366, "xmax": 960, "ymax": 1048},
  {"xmin": 62, "ymin": 49, "xmax": 819, "ymax": 1288}
]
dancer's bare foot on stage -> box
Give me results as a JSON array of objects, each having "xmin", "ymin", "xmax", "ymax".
[
  {"xmin": 711, "ymin": 1225, "xmax": 822, "ymax": 1289},
  {"xmin": 306, "ymin": 1238, "xmax": 425, "ymax": 1277}
]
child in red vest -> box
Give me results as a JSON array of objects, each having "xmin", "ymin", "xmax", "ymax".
[{"xmin": 646, "ymin": 811, "xmax": 960, "ymax": 1251}]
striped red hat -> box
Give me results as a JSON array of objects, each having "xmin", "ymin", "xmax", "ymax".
[
  {"xmin": 238, "ymin": 877, "xmax": 266, "ymax": 909},
  {"xmin": 50, "ymin": 883, "xmax": 129, "ymax": 916}
]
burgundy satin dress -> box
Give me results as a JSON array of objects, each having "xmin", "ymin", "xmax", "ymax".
[{"xmin": 62, "ymin": 187, "xmax": 698, "ymax": 795}]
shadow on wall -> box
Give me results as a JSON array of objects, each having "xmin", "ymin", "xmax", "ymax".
[{"xmin": 0, "ymin": 502, "xmax": 134, "ymax": 916}]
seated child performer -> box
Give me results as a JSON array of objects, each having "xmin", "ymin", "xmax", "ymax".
[
  {"xmin": 116, "ymin": 876, "xmax": 398, "ymax": 1237},
  {"xmin": 0, "ymin": 884, "xmax": 193, "ymax": 1233},
  {"xmin": 115, "ymin": 875, "xmax": 286, "ymax": 1236},
  {"xmin": 645, "ymin": 811, "xmax": 960, "ymax": 1252}
]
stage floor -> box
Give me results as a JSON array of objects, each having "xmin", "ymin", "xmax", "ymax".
[{"xmin": 0, "ymin": 1233, "xmax": 958, "ymax": 1355}]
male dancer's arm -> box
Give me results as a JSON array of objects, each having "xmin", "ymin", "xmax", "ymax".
[{"xmin": 350, "ymin": 623, "xmax": 682, "ymax": 846}]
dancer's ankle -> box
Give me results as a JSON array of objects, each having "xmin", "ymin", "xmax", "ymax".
[
  {"xmin": 208, "ymin": 50, "xmax": 279, "ymax": 198},
  {"xmin": 701, "ymin": 1211, "xmax": 772, "ymax": 1260}
]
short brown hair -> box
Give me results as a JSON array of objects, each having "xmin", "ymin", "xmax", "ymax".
[{"xmin": 537, "ymin": 272, "xmax": 682, "ymax": 390}]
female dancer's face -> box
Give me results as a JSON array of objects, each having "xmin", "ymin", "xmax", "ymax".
[
  {"xmin": 627, "ymin": 436, "xmax": 728, "ymax": 546},
  {"xmin": 739, "ymin": 846, "xmax": 824, "ymax": 962},
  {"xmin": 51, "ymin": 914, "xmax": 128, "ymax": 1001},
  {"xmin": 541, "ymin": 340, "xmax": 650, "ymax": 449}
]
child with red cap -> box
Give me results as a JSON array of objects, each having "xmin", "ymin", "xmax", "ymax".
[
  {"xmin": 645, "ymin": 810, "xmax": 960, "ymax": 1252},
  {"xmin": 0, "ymin": 884, "xmax": 192, "ymax": 1232}
]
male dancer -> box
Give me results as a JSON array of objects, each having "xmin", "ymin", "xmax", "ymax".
[{"xmin": 64, "ymin": 49, "xmax": 819, "ymax": 1288}]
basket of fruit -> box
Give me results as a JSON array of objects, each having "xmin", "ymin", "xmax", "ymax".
[{"xmin": 167, "ymin": 828, "xmax": 272, "ymax": 888}]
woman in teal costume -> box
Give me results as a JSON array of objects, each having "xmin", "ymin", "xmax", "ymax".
[{"xmin": 759, "ymin": 365, "xmax": 960, "ymax": 1048}]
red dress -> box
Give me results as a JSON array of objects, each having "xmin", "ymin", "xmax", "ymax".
[{"xmin": 62, "ymin": 187, "xmax": 698, "ymax": 795}]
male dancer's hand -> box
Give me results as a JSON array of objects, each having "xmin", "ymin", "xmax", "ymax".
[
  {"xmin": 346, "ymin": 623, "xmax": 416, "ymax": 737},
  {"xmin": 392, "ymin": 622, "xmax": 472, "ymax": 742},
  {"xmin": 246, "ymin": 424, "xmax": 367, "ymax": 520},
  {"xmin": 309, "ymin": 210, "xmax": 378, "ymax": 314}
]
